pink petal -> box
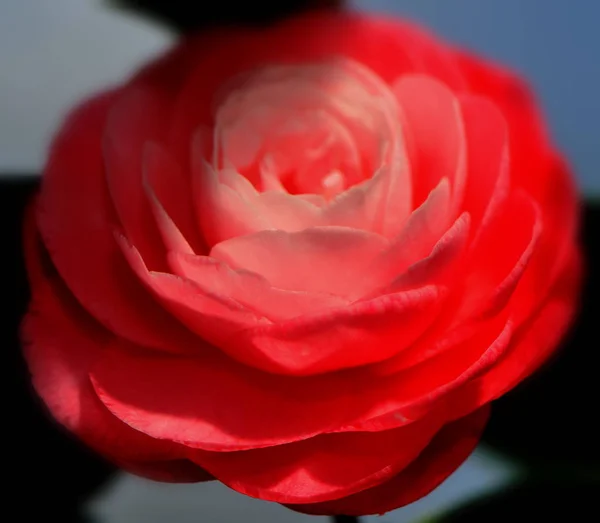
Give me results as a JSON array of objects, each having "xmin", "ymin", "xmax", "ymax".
[
  {"xmin": 170, "ymin": 252, "xmax": 349, "ymax": 321},
  {"xmin": 383, "ymin": 212, "xmax": 470, "ymax": 293},
  {"xmin": 260, "ymin": 155, "xmax": 288, "ymax": 191},
  {"xmin": 217, "ymin": 166, "xmax": 258, "ymax": 198},
  {"xmin": 321, "ymin": 168, "xmax": 387, "ymax": 230},
  {"xmin": 214, "ymin": 59, "xmax": 402, "ymax": 190},
  {"xmin": 124, "ymin": 230, "xmax": 439, "ymax": 377},
  {"xmin": 352, "ymin": 178, "xmax": 452, "ymax": 298},
  {"xmin": 203, "ymin": 160, "xmax": 322, "ymax": 233},
  {"xmin": 321, "ymin": 158, "xmax": 412, "ymax": 238},
  {"xmin": 255, "ymin": 190, "xmax": 321, "ymax": 231},
  {"xmin": 192, "ymin": 147, "xmax": 271, "ymax": 246},
  {"xmin": 211, "ymin": 227, "xmax": 388, "ymax": 297},
  {"xmin": 333, "ymin": 61, "xmax": 411, "ymax": 236},
  {"xmin": 371, "ymin": 139, "xmax": 412, "ymax": 239},
  {"xmin": 116, "ymin": 233, "xmax": 267, "ymax": 347},
  {"xmin": 217, "ymin": 89, "xmax": 363, "ymax": 189},
  {"xmin": 381, "ymin": 177, "xmax": 452, "ymax": 269}
]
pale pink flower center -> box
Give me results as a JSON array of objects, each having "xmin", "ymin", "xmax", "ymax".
[{"xmin": 211, "ymin": 59, "xmax": 403, "ymax": 200}]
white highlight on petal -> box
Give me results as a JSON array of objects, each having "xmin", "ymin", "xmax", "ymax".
[{"xmin": 321, "ymin": 170, "xmax": 345, "ymax": 198}]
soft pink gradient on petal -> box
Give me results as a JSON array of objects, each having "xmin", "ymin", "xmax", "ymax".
[
  {"xmin": 170, "ymin": 252, "xmax": 349, "ymax": 321},
  {"xmin": 211, "ymin": 227, "xmax": 388, "ymax": 296}
]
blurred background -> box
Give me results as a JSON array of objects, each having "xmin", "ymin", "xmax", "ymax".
[{"xmin": 2, "ymin": 1, "xmax": 598, "ymax": 522}]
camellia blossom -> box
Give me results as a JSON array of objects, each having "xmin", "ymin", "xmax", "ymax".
[{"xmin": 22, "ymin": 11, "xmax": 581, "ymax": 516}]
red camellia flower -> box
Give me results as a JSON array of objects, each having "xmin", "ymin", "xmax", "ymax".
[{"xmin": 22, "ymin": 11, "xmax": 581, "ymax": 516}]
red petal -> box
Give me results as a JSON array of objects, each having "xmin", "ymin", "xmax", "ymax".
[
  {"xmin": 145, "ymin": 176, "xmax": 194, "ymax": 257},
  {"xmin": 233, "ymin": 286, "xmax": 443, "ymax": 375},
  {"xmin": 394, "ymin": 75, "xmax": 466, "ymax": 212},
  {"xmin": 368, "ymin": 17, "xmax": 466, "ymax": 90},
  {"xmin": 339, "ymin": 311, "xmax": 511, "ymax": 432},
  {"xmin": 37, "ymin": 92, "xmax": 198, "ymax": 355},
  {"xmin": 286, "ymin": 406, "xmax": 490, "ymax": 516},
  {"xmin": 371, "ymin": 311, "xmax": 503, "ymax": 376},
  {"xmin": 458, "ymin": 192, "xmax": 542, "ymax": 320},
  {"xmin": 103, "ymin": 87, "xmax": 170, "ymax": 271},
  {"xmin": 189, "ymin": 415, "xmax": 445, "ymax": 504},
  {"xmin": 510, "ymin": 156, "xmax": 580, "ymax": 323},
  {"xmin": 90, "ymin": 341, "xmax": 366, "ymax": 451},
  {"xmin": 455, "ymin": 50, "xmax": 551, "ymax": 192},
  {"xmin": 444, "ymin": 248, "xmax": 582, "ymax": 422},
  {"xmin": 143, "ymin": 143, "xmax": 206, "ymax": 254},
  {"xmin": 22, "ymin": 211, "xmax": 185, "ymax": 464},
  {"xmin": 459, "ymin": 95, "xmax": 510, "ymax": 231},
  {"xmin": 89, "ymin": 300, "xmax": 506, "ymax": 451},
  {"xmin": 455, "ymin": 51, "xmax": 579, "ymax": 317},
  {"xmin": 455, "ymin": 49, "xmax": 578, "ymax": 320}
]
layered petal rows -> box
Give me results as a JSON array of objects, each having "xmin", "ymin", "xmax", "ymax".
[{"xmin": 23, "ymin": 11, "xmax": 581, "ymax": 516}]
